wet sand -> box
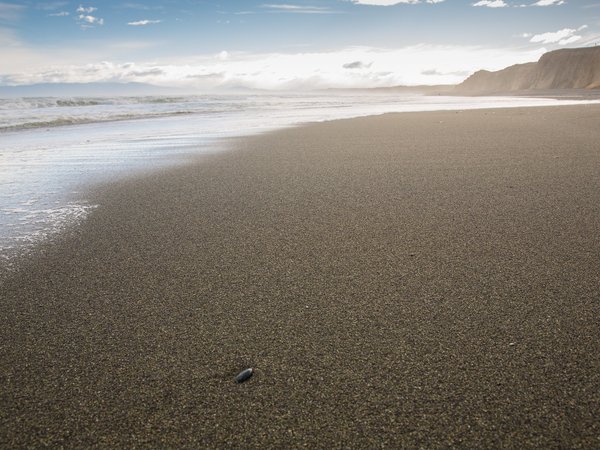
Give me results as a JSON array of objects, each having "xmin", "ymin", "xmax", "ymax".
[{"xmin": 2, "ymin": 105, "xmax": 600, "ymax": 448}]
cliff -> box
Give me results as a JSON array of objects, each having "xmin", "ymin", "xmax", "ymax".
[{"xmin": 455, "ymin": 46, "xmax": 600, "ymax": 94}]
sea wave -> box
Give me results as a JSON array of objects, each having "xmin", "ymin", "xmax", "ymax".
[
  {"xmin": 0, "ymin": 95, "xmax": 253, "ymax": 131},
  {"xmin": 0, "ymin": 110, "xmax": 195, "ymax": 132},
  {"xmin": 0, "ymin": 96, "xmax": 194, "ymax": 110}
]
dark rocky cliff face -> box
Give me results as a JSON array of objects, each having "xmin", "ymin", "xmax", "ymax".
[{"xmin": 455, "ymin": 47, "xmax": 600, "ymax": 94}]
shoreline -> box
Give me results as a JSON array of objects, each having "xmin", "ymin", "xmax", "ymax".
[
  {"xmin": 448, "ymin": 88, "xmax": 600, "ymax": 101},
  {"xmin": 2, "ymin": 104, "xmax": 600, "ymax": 447},
  {"xmin": 4, "ymin": 97, "xmax": 599, "ymax": 270},
  {"xmin": 3, "ymin": 92, "xmax": 599, "ymax": 134}
]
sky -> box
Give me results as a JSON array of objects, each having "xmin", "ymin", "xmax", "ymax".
[{"xmin": 1, "ymin": 0, "xmax": 600, "ymax": 90}]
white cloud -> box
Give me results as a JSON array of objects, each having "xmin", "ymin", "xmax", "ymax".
[
  {"xmin": 76, "ymin": 5, "xmax": 97, "ymax": 13},
  {"xmin": 557, "ymin": 35, "xmax": 581, "ymax": 45},
  {"xmin": 49, "ymin": 11, "xmax": 69, "ymax": 16},
  {"xmin": 78, "ymin": 14, "xmax": 103, "ymax": 25},
  {"xmin": 0, "ymin": 29, "xmax": 165, "ymax": 79},
  {"xmin": 0, "ymin": 45, "xmax": 548, "ymax": 90},
  {"xmin": 531, "ymin": 0, "xmax": 564, "ymax": 5},
  {"xmin": 75, "ymin": 5, "xmax": 103, "ymax": 27},
  {"xmin": 472, "ymin": 0, "xmax": 507, "ymax": 7},
  {"xmin": 127, "ymin": 19, "xmax": 162, "ymax": 26},
  {"xmin": 529, "ymin": 27, "xmax": 584, "ymax": 45}
]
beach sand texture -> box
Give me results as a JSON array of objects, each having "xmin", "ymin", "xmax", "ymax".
[{"xmin": 1, "ymin": 105, "xmax": 600, "ymax": 448}]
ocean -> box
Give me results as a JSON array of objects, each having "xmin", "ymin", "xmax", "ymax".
[{"xmin": 0, "ymin": 92, "xmax": 596, "ymax": 267}]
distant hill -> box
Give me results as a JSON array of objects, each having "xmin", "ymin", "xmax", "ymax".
[
  {"xmin": 0, "ymin": 82, "xmax": 188, "ymax": 98},
  {"xmin": 455, "ymin": 46, "xmax": 600, "ymax": 95},
  {"xmin": 323, "ymin": 85, "xmax": 455, "ymax": 95}
]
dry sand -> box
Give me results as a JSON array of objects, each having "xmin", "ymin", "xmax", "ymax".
[{"xmin": 1, "ymin": 105, "xmax": 600, "ymax": 448}]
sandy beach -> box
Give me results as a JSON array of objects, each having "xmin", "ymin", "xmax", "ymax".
[{"xmin": 1, "ymin": 105, "xmax": 600, "ymax": 448}]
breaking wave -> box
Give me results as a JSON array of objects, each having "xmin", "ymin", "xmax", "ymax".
[
  {"xmin": 0, "ymin": 96, "xmax": 191, "ymax": 110},
  {"xmin": 0, "ymin": 111, "xmax": 194, "ymax": 132}
]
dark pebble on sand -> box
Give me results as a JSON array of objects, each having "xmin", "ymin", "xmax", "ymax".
[{"xmin": 235, "ymin": 368, "xmax": 254, "ymax": 383}]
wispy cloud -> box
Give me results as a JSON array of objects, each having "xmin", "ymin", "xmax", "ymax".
[
  {"xmin": 530, "ymin": 0, "xmax": 564, "ymax": 5},
  {"xmin": 528, "ymin": 26, "xmax": 587, "ymax": 44},
  {"xmin": 76, "ymin": 5, "xmax": 97, "ymax": 14},
  {"xmin": 349, "ymin": 0, "xmax": 445, "ymax": 5},
  {"xmin": 472, "ymin": 0, "xmax": 507, "ymax": 7},
  {"xmin": 474, "ymin": 0, "xmax": 566, "ymax": 7},
  {"xmin": 261, "ymin": 4, "xmax": 337, "ymax": 13},
  {"xmin": 349, "ymin": 1, "xmax": 420, "ymax": 4},
  {"xmin": 127, "ymin": 19, "xmax": 162, "ymax": 26},
  {"xmin": 121, "ymin": 2, "xmax": 163, "ymax": 10},
  {"xmin": 49, "ymin": 11, "xmax": 69, "ymax": 16},
  {"xmin": 0, "ymin": 2, "xmax": 26, "ymax": 21},
  {"xmin": 37, "ymin": 1, "xmax": 68, "ymax": 10}
]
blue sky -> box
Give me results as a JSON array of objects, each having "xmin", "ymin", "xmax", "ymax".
[{"xmin": 1, "ymin": 0, "xmax": 599, "ymax": 89}]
